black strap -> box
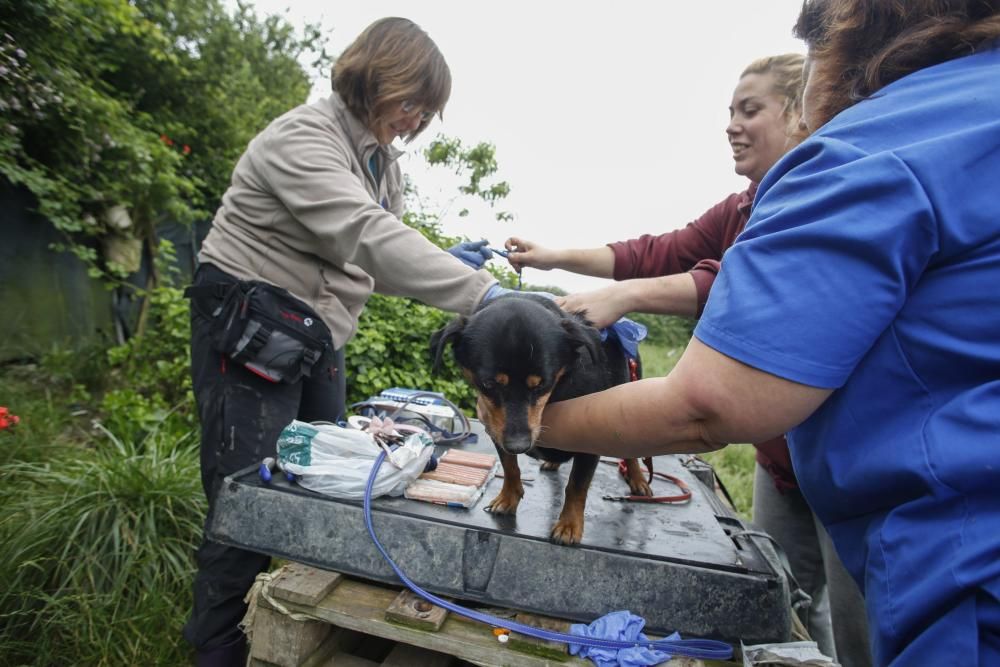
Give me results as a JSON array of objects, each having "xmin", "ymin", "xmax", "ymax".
[{"xmin": 182, "ymin": 283, "xmax": 232, "ymax": 300}]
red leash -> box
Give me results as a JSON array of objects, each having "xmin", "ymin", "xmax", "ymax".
[{"xmin": 604, "ymin": 459, "xmax": 692, "ymax": 504}]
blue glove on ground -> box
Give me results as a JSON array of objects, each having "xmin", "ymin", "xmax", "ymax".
[
  {"xmin": 448, "ymin": 239, "xmax": 493, "ymax": 269},
  {"xmin": 569, "ymin": 610, "xmax": 677, "ymax": 667}
]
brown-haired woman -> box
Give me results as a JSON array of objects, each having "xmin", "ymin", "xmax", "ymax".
[
  {"xmin": 184, "ymin": 18, "xmax": 499, "ymax": 665},
  {"xmin": 534, "ymin": 2, "xmax": 1000, "ymax": 664}
]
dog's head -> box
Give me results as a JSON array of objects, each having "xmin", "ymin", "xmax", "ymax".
[{"xmin": 430, "ymin": 293, "xmax": 602, "ymax": 454}]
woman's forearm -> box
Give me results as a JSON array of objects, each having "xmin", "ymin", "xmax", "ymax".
[
  {"xmin": 556, "ymin": 274, "xmax": 698, "ymax": 329},
  {"xmin": 539, "ymin": 338, "xmax": 832, "ymax": 458},
  {"xmin": 625, "ymin": 273, "xmax": 699, "ymax": 318},
  {"xmin": 538, "ymin": 375, "xmax": 724, "ymax": 458},
  {"xmin": 550, "ymin": 246, "xmax": 616, "ymax": 278}
]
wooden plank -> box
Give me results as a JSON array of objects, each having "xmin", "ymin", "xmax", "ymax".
[
  {"xmin": 508, "ymin": 611, "xmax": 572, "ymax": 661},
  {"xmin": 271, "ymin": 562, "xmax": 344, "ymax": 607},
  {"xmin": 384, "ymin": 589, "xmax": 449, "ymax": 632}
]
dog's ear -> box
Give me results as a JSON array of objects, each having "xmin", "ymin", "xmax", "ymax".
[
  {"xmin": 429, "ymin": 315, "xmax": 468, "ymax": 374},
  {"xmin": 560, "ymin": 316, "xmax": 602, "ymax": 366}
]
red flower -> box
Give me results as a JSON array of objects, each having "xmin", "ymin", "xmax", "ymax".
[
  {"xmin": 182, "ymin": 144, "xmax": 191, "ymax": 155},
  {"xmin": 0, "ymin": 406, "xmax": 19, "ymax": 430}
]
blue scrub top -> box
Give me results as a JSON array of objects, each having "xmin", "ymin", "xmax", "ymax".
[{"xmin": 696, "ymin": 44, "xmax": 1000, "ymax": 665}]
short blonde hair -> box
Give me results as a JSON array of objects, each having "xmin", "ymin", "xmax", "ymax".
[{"xmin": 332, "ymin": 17, "xmax": 451, "ymax": 143}]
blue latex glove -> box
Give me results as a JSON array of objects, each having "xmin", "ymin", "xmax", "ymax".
[
  {"xmin": 602, "ymin": 318, "xmax": 648, "ymax": 360},
  {"xmin": 568, "ymin": 610, "xmax": 677, "ymax": 667},
  {"xmin": 448, "ymin": 239, "xmax": 493, "ymax": 269}
]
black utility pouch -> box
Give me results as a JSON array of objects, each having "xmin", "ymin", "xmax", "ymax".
[{"xmin": 186, "ymin": 280, "xmax": 331, "ymax": 384}]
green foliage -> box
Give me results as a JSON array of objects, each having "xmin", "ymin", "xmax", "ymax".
[
  {"xmin": 631, "ymin": 312, "xmax": 696, "ymax": 348},
  {"xmin": 39, "ymin": 341, "xmax": 109, "ymax": 395},
  {"xmin": 0, "ymin": 424, "xmax": 203, "ymax": 666},
  {"xmin": 638, "ymin": 341, "xmax": 685, "ymax": 379},
  {"xmin": 0, "ymin": 0, "xmax": 328, "ymax": 279},
  {"xmin": 346, "ymin": 294, "xmax": 476, "ymax": 410},
  {"xmin": 0, "ymin": 363, "xmax": 91, "ymax": 465},
  {"xmin": 424, "ymin": 135, "xmax": 513, "ymax": 221},
  {"xmin": 101, "ymin": 241, "xmax": 196, "ymax": 441},
  {"xmin": 700, "ymin": 446, "xmax": 757, "ymax": 519}
]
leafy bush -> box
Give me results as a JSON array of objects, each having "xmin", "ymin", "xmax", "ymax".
[
  {"xmin": 346, "ymin": 294, "xmax": 476, "ymax": 410},
  {"xmin": 95, "ymin": 241, "xmax": 196, "ymax": 443},
  {"xmin": 0, "ymin": 0, "xmax": 328, "ymax": 278}
]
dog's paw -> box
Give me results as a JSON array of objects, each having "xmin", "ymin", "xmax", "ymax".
[
  {"xmin": 627, "ymin": 476, "xmax": 654, "ymax": 497},
  {"xmin": 549, "ymin": 517, "xmax": 584, "ymax": 545},
  {"xmin": 539, "ymin": 460, "xmax": 561, "ymax": 472},
  {"xmin": 484, "ymin": 490, "xmax": 522, "ymax": 515}
]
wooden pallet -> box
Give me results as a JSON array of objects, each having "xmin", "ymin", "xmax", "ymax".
[{"xmin": 245, "ymin": 562, "xmax": 736, "ymax": 667}]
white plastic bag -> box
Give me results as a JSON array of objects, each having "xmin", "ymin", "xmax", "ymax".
[{"xmin": 276, "ymin": 420, "xmax": 433, "ymax": 500}]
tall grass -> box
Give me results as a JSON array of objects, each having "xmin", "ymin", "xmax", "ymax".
[
  {"xmin": 0, "ymin": 421, "xmax": 204, "ymax": 665},
  {"xmin": 639, "ymin": 341, "xmax": 756, "ymax": 518}
]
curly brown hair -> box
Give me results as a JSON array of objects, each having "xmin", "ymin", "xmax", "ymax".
[
  {"xmin": 794, "ymin": 0, "xmax": 1000, "ymax": 127},
  {"xmin": 332, "ymin": 17, "xmax": 451, "ymax": 143}
]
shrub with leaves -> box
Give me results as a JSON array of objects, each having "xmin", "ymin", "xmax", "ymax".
[
  {"xmin": 101, "ymin": 240, "xmax": 196, "ymax": 442},
  {"xmin": 346, "ymin": 294, "xmax": 476, "ymax": 410},
  {"xmin": 0, "ymin": 0, "xmax": 328, "ymax": 278}
]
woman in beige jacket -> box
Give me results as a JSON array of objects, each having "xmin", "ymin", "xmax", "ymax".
[{"xmin": 184, "ymin": 18, "xmax": 497, "ymax": 665}]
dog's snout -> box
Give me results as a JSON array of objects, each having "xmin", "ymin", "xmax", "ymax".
[{"xmin": 498, "ymin": 435, "xmax": 534, "ymax": 455}]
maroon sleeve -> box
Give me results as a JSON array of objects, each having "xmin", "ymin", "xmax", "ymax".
[
  {"xmin": 609, "ymin": 191, "xmax": 745, "ymax": 279},
  {"xmin": 754, "ymin": 437, "xmax": 798, "ymax": 492},
  {"xmin": 607, "ymin": 191, "xmax": 748, "ymax": 315},
  {"xmin": 689, "ymin": 259, "xmax": 721, "ymax": 317}
]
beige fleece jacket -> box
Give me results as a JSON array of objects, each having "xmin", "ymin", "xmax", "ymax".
[{"xmin": 198, "ymin": 93, "xmax": 495, "ymax": 348}]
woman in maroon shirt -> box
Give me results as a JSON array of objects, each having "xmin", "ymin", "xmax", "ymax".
[{"xmin": 505, "ymin": 54, "xmax": 871, "ymax": 667}]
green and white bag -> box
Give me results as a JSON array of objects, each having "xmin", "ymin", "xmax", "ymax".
[{"xmin": 277, "ymin": 420, "xmax": 433, "ymax": 500}]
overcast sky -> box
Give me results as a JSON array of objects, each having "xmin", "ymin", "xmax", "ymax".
[{"xmin": 234, "ymin": 1, "xmax": 807, "ymax": 293}]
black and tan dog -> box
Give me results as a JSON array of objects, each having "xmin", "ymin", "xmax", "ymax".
[{"xmin": 430, "ymin": 292, "xmax": 652, "ymax": 545}]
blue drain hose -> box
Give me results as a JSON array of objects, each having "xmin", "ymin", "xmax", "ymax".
[{"xmin": 362, "ymin": 450, "xmax": 734, "ymax": 661}]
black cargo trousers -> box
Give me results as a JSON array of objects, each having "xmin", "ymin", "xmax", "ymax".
[{"xmin": 183, "ymin": 263, "xmax": 346, "ymax": 660}]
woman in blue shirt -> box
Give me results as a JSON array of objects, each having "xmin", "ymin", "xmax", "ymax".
[{"xmin": 536, "ymin": 1, "xmax": 1000, "ymax": 664}]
